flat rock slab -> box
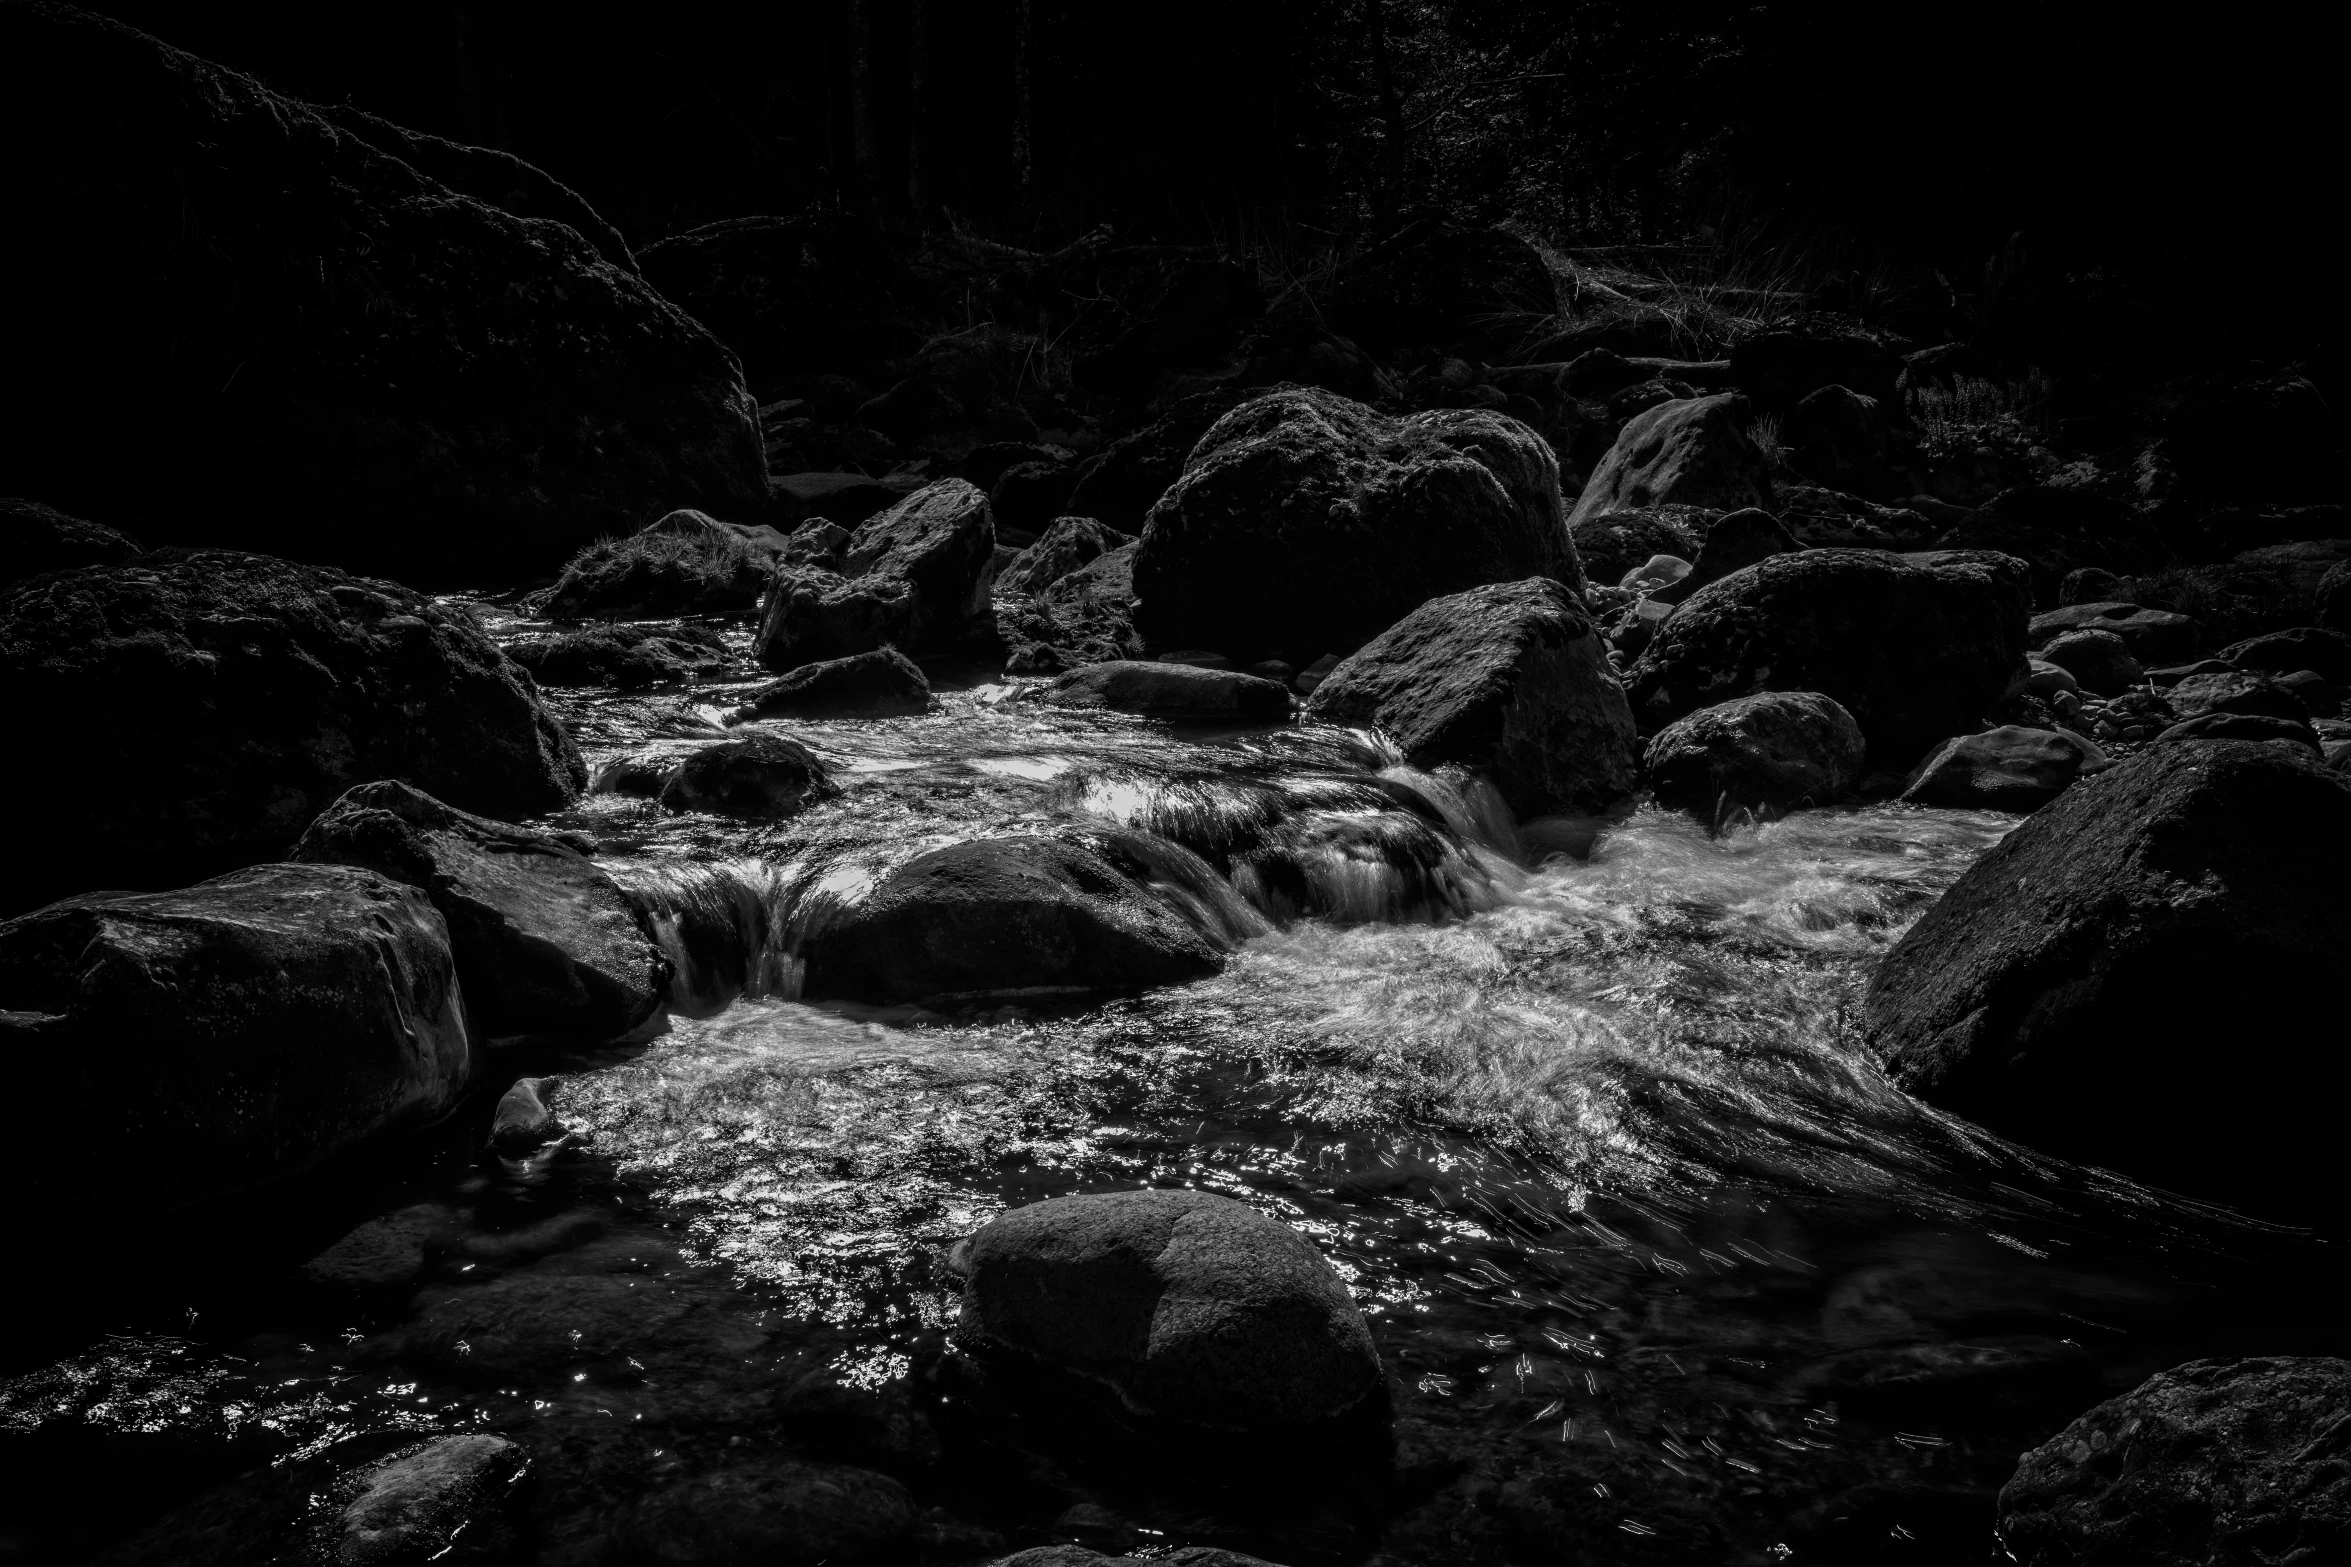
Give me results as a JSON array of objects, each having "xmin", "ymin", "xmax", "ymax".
[{"xmin": 1040, "ymin": 660, "xmax": 1293, "ymax": 722}]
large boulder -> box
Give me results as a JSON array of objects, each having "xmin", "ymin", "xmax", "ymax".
[
  {"xmin": 1568, "ymin": 508, "xmax": 1705, "ymax": 587},
  {"xmin": 1650, "ymin": 506, "xmax": 1800, "ymax": 605},
  {"xmin": 1001, "ymin": 543, "xmax": 1147, "ymax": 676},
  {"xmin": 1, "ymin": 496, "xmax": 141, "ymax": 587},
  {"xmin": 1306, "ymin": 578, "xmax": 1637, "ymax": 816},
  {"xmin": 659, "ymin": 734, "xmax": 841, "ymax": 818},
  {"xmin": 1065, "ymin": 387, "xmax": 1270, "ymax": 535},
  {"xmin": 1900, "ymin": 726, "xmax": 2110, "ymax": 813},
  {"xmin": 999, "ymin": 517, "xmax": 1132, "ymax": 597},
  {"xmin": 1643, "ymin": 691, "xmax": 1867, "ymax": 820},
  {"xmin": 0, "ymin": 550, "xmax": 583, "ymax": 913},
  {"xmin": 755, "ymin": 480, "xmax": 995, "ymax": 671},
  {"xmin": 294, "ymin": 780, "xmax": 669, "ymax": 1041},
  {"xmin": 1865, "ymin": 741, "xmax": 2351, "ymax": 1211},
  {"xmin": 1135, "ymin": 388, "xmax": 1583, "ymax": 666},
  {"xmin": 1625, "ymin": 549, "xmax": 2033, "ymax": 767},
  {"xmin": 952, "ymin": 1188, "xmax": 1384, "ymax": 1430},
  {"xmin": 1565, "ymin": 394, "xmax": 1771, "ymax": 530},
  {"xmin": 0, "ymin": 6, "xmax": 765, "ymax": 576},
  {"xmin": 2037, "ymin": 628, "xmax": 2143, "ymax": 696},
  {"xmin": 505, "ymin": 623, "xmax": 734, "ymax": 690},
  {"xmin": 0, "ymin": 863, "xmax": 470, "ymax": 1215},
  {"xmin": 726, "ymin": 647, "xmax": 933, "ymax": 722},
  {"xmin": 799, "ymin": 836, "xmax": 1225, "ymax": 1006},
  {"xmin": 1998, "ymin": 1357, "xmax": 2351, "ymax": 1567},
  {"xmin": 1040, "ymin": 662, "xmax": 1293, "ymax": 723},
  {"xmin": 534, "ymin": 510, "xmax": 788, "ymax": 620}
]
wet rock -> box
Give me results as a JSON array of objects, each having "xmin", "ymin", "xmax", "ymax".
[
  {"xmin": 534, "ymin": 511, "xmax": 787, "ymax": 620},
  {"xmin": 301, "ymin": 1203, "xmax": 459, "ymax": 1291},
  {"xmin": 1569, "ymin": 508, "xmax": 1704, "ymax": 586},
  {"xmin": 620, "ymin": 1461, "xmax": 918, "ymax": 1567},
  {"xmin": 1865, "ymin": 741, "xmax": 2351, "ymax": 1211},
  {"xmin": 0, "ymin": 549, "xmax": 582, "ymax": 911},
  {"xmin": 658, "ymin": 734, "xmax": 841, "ymax": 818},
  {"xmin": 952, "ymin": 1188, "xmax": 1384, "ymax": 1430},
  {"xmin": 1306, "ymin": 577, "xmax": 1639, "ymax": 816},
  {"xmin": 2027, "ymin": 601, "xmax": 2203, "ymax": 663},
  {"xmin": 990, "ymin": 1551, "xmax": 1287, "ymax": 1567},
  {"xmin": 406, "ymin": 1267, "xmax": 770, "ymax": 1381},
  {"xmin": 1135, "ymin": 387, "xmax": 1584, "ymax": 665},
  {"xmin": 998, "ymin": 517, "xmax": 1132, "ymax": 597},
  {"xmin": 2153, "ymin": 711, "xmax": 2320, "ymax": 751},
  {"xmin": 800, "ymin": 836, "xmax": 1225, "ymax": 1006},
  {"xmin": 1901, "ymin": 726, "xmax": 2110, "ymax": 812},
  {"xmin": 0, "ymin": 864, "xmax": 469, "ymax": 1216},
  {"xmin": 1650, "ymin": 506, "xmax": 1800, "ymax": 605},
  {"xmin": 489, "ymin": 1077, "xmax": 560, "ymax": 1152},
  {"xmin": 2221, "ymin": 625, "xmax": 2351, "ymax": 683},
  {"xmin": 1998, "ymin": 1356, "xmax": 2351, "ymax": 1567},
  {"xmin": 1, "ymin": 496, "xmax": 140, "ymax": 587},
  {"xmin": 331, "ymin": 1434, "xmax": 529, "ymax": 1566},
  {"xmin": 756, "ymin": 480, "xmax": 995, "ymax": 671},
  {"xmin": 2037, "ymin": 629, "xmax": 2143, "ymax": 697},
  {"xmin": 726, "ymin": 647, "xmax": 932, "ymax": 722},
  {"xmin": 2, "ymin": 7, "xmax": 764, "ymax": 577},
  {"xmin": 295, "ymin": 780, "xmax": 668, "ymax": 1041},
  {"xmin": 2167, "ymin": 669, "xmax": 2307, "ymax": 722},
  {"xmin": 506, "ymin": 624, "xmax": 733, "ymax": 690},
  {"xmin": 1565, "ymin": 394, "xmax": 1770, "ymax": 530},
  {"xmin": 1001, "ymin": 543, "xmax": 1145, "ymax": 675},
  {"xmin": 1040, "ymin": 661, "xmax": 1293, "ymax": 723},
  {"xmin": 1644, "ymin": 691, "xmax": 1867, "ymax": 820},
  {"xmin": 1622, "ymin": 554, "xmax": 1694, "ymax": 594},
  {"xmin": 1625, "ymin": 549, "xmax": 2032, "ymax": 767}
]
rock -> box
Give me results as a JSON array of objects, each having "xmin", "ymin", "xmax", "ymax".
[
  {"xmin": 294, "ymin": 780, "xmax": 668, "ymax": 1041},
  {"xmin": 621, "ymin": 1461, "xmax": 918, "ymax": 1567},
  {"xmin": 1625, "ymin": 549, "xmax": 2033, "ymax": 768},
  {"xmin": 1040, "ymin": 661, "xmax": 1291, "ymax": 721},
  {"xmin": 2321, "ymin": 561, "xmax": 2351, "ymax": 631},
  {"xmin": 1001, "ymin": 543, "xmax": 1145, "ymax": 676},
  {"xmin": 1, "ymin": 7, "xmax": 764, "ymax": 576},
  {"xmin": 1565, "ymin": 394, "xmax": 1770, "ymax": 530},
  {"xmin": 800, "ymin": 836, "xmax": 1226, "ymax": 1005},
  {"xmin": 755, "ymin": 480, "xmax": 995, "ymax": 671},
  {"xmin": 2167, "ymin": 670, "xmax": 2307, "ymax": 722},
  {"xmin": 1606, "ymin": 596, "xmax": 1676, "ymax": 660},
  {"xmin": 1305, "ymin": 578, "xmax": 1639, "ymax": 816},
  {"xmin": 0, "ymin": 864, "xmax": 470, "ymax": 1217},
  {"xmin": 1293, "ymin": 654, "xmax": 1342, "ymax": 696},
  {"xmin": 507, "ymin": 624, "xmax": 733, "ymax": 690},
  {"xmin": 2128, "ymin": 540, "xmax": 2351, "ymax": 644},
  {"xmin": 1865, "ymin": 741, "xmax": 2351, "ymax": 1210},
  {"xmin": 489, "ymin": 1077, "xmax": 561, "ymax": 1152},
  {"xmin": 2059, "ymin": 567, "xmax": 2124, "ymax": 605},
  {"xmin": 990, "ymin": 461, "xmax": 1079, "ymax": 538},
  {"xmin": 726, "ymin": 647, "xmax": 932, "ymax": 722},
  {"xmin": 1935, "ymin": 487, "xmax": 2171, "ymax": 608},
  {"xmin": 1136, "ymin": 387, "xmax": 1584, "ymax": 666},
  {"xmin": 952, "ymin": 1188, "xmax": 1384, "ymax": 1430},
  {"xmin": 636, "ymin": 213, "xmax": 922, "ymax": 385},
  {"xmin": 659, "ymin": 734, "xmax": 841, "ymax": 818},
  {"xmin": 1728, "ymin": 323, "xmax": 1901, "ymax": 410},
  {"xmin": 2023, "ymin": 657, "xmax": 2080, "ymax": 697},
  {"xmin": 1066, "ymin": 387, "xmax": 1269, "ymax": 534},
  {"xmin": 2221, "ymin": 625, "xmax": 2351, "ymax": 683},
  {"xmin": 2153, "ymin": 711, "xmax": 2321, "ymax": 751},
  {"xmin": 1901, "ymin": 726, "xmax": 2110, "ymax": 813},
  {"xmin": 998, "ymin": 517, "xmax": 1131, "ymax": 597},
  {"xmin": 331, "ymin": 1434, "xmax": 529, "ymax": 1566},
  {"xmin": 1643, "ymin": 692, "xmax": 1867, "ymax": 820},
  {"xmin": 1622, "ymin": 554, "xmax": 1693, "ymax": 594},
  {"xmin": 1651, "ymin": 506, "xmax": 1800, "ymax": 604},
  {"xmin": 1998, "ymin": 1357, "xmax": 2351, "ymax": 1567},
  {"xmin": 2037, "ymin": 629, "xmax": 2143, "ymax": 697},
  {"xmin": 1569, "ymin": 508, "xmax": 1704, "ymax": 585},
  {"xmin": 2027, "ymin": 601, "xmax": 2204, "ymax": 663},
  {"xmin": 1772, "ymin": 484, "xmax": 1941, "ymax": 551},
  {"xmin": 1, "ymin": 496, "xmax": 141, "ymax": 586},
  {"xmin": 301, "ymin": 1203, "xmax": 459, "ymax": 1291},
  {"xmin": 535, "ymin": 510, "xmax": 787, "ymax": 620},
  {"xmin": 785, "ymin": 518, "xmax": 857, "ymax": 570},
  {"xmin": 768, "ymin": 472, "xmax": 917, "ymax": 530},
  {"xmin": 0, "ymin": 550, "xmax": 582, "ymax": 913}
]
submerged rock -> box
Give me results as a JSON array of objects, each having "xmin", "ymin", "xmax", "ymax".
[
  {"xmin": 620, "ymin": 1461, "xmax": 918, "ymax": 1567},
  {"xmin": 1643, "ymin": 691, "xmax": 1867, "ymax": 820},
  {"xmin": 1865, "ymin": 741, "xmax": 2351, "ymax": 1212},
  {"xmin": 295, "ymin": 780, "xmax": 668, "ymax": 1041},
  {"xmin": 0, "ymin": 496, "xmax": 141, "ymax": 586},
  {"xmin": 756, "ymin": 479, "xmax": 996, "ymax": 671},
  {"xmin": 952, "ymin": 1188, "xmax": 1384, "ymax": 1430},
  {"xmin": 333, "ymin": 1435, "xmax": 530, "ymax": 1566},
  {"xmin": 1565, "ymin": 393, "xmax": 1770, "ymax": 529},
  {"xmin": 659, "ymin": 734, "xmax": 841, "ymax": 818},
  {"xmin": 0, "ymin": 864, "xmax": 469, "ymax": 1216},
  {"xmin": 1625, "ymin": 548, "xmax": 2031, "ymax": 767},
  {"xmin": 0, "ymin": 549, "xmax": 582, "ymax": 912},
  {"xmin": 1999, "ymin": 1357, "xmax": 2351, "ymax": 1567},
  {"xmin": 1305, "ymin": 578, "xmax": 1639, "ymax": 816},
  {"xmin": 1040, "ymin": 661, "xmax": 1293, "ymax": 723},
  {"xmin": 800, "ymin": 836, "xmax": 1225, "ymax": 1006},
  {"xmin": 1, "ymin": 6, "xmax": 765, "ymax": 576},
  {"xmin": 1900, "ymin": 726, "xmax": 2110, "ymax": 813},
  {"xmin": 727, "ymin": 647, "xmax": 933, "ymax": 722},
  {"xmin": 1134, "ymin": 386, "xmax": 1583, "ymax": 665}
]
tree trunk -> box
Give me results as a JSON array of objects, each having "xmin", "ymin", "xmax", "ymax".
[{"xmin": 1368, "ymin": 0, "xmax": 1405, "ymax": 223}]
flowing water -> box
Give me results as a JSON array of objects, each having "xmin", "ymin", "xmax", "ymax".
[{"xmin": 4, "ymin": 613, "xmax": 2343, "ymax": 1567}]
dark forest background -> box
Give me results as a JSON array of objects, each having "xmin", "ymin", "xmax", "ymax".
[{"xmin": 75, "ymin": 0, "xmax": 2340, "ymax": 360}]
